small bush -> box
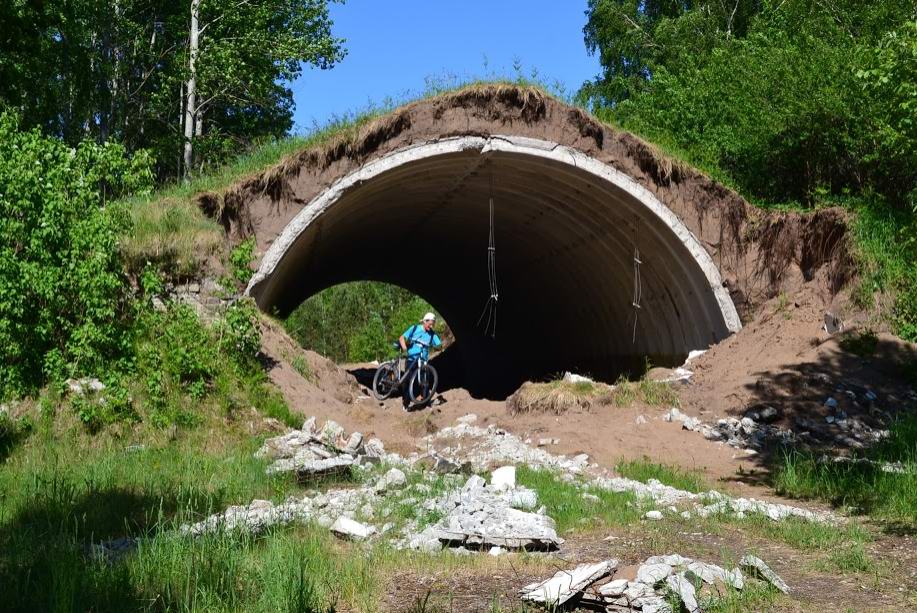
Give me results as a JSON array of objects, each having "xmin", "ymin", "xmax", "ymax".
[
  {"xmin": 229, "ymin": 238, "xmax": 256, "ymax": 285},
  {"xmin": 219, "ymin": 300, "xmax": 262, "ymax": 365}
]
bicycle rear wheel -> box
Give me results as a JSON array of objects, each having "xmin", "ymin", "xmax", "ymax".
[
  {"xmin": 408, "ymin": 363, "xmax": 438, "ymax": 406},
  {"xmin": 372, "ymin": 362, "xmax": 398, "ymax": 400}
]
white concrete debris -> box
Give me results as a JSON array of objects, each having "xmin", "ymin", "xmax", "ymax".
[
  {"xmin": 562, "ymin": 372, "xmax": 594, "ymax": 385},
  {"xmin": 644, "ymin": 510, "xmax": 663, "ymax": 520},
  {"xmin": 741, "ymin": 554, "xmax": 790, "ymax": 594},
  {"xmin": 330, "ymin": 516, "xmax": 377, "ymax": 540},
  {"xmin": 490, "ymin": 465, "xmax": 516, "ymax": 491},
  {"xmin": 520, "ymin": 552, "xmax": 776, "ymax": 611},
  {"xmin": 425, "ymin": 422, "xmax": 591, "ymax": 473},
  {"xmin": 636, "ymin": 563, "xmax": 673, "ymax": 585},
  {"xmin": 456, "ymin": 413, "xmax": 478, "ymax": 424},
  {"xmin": 520, "ymin": 560, "xmax": 616, "ymax": 606},
  {"xmin": 420, "ymin": 475, "xmax": 563, "ymax": 551},
  {"xmin": 665, "ymin": 573, "xmax": 699, "ymax": 612},
  {"xmin": 374, "ymin": 467, "xmax": 407, "ymax": 492},
  {"xmin": 65, "ymin": 377, "xmax": 105, "ymax": 395}
]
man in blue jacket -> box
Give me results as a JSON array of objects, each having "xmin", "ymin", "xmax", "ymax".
[{"xmin": 398, "ymin": 312, "xmax": 442, "ymax": 405}]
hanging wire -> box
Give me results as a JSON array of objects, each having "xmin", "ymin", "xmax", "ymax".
[
  {"xmin": 477, "ymin": 171, "xmax": 499, "ymax": 338},
  {"xmin": 631, "ymin": 216, "xmax": 643, "ymax": 344}
]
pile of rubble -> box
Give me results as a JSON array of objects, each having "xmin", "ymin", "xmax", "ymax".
[
  {"xmin": 519, "ymin": 553, "xmax": 789, "ymax": 612},
  {"xmin": 400, "ymin": 466, "xmax": 563, "ymax": 553},
  {"xmin": 424, "ymin": 417, "xmax": 592, "ymax": 474},
  {"xmin": 256, "ymin": 416, "xmax": 393, "ymax": 477}
]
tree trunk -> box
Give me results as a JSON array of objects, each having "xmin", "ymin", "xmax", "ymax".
[{"xmin": 183, "ymin": 0, "xmax": 201, "ymax": 178}]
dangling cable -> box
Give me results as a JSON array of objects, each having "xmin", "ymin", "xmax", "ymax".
[
  {"xmin": 477, "ymin": 170, "xmax": 499, "ymax": 338},
  {"xmin": 631, "ymin": 216, "xmax": 643, "ymax": 344}
]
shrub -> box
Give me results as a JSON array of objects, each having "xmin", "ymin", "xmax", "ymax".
[
  {"xmin": 229, "ymin": 238, "xmax": 257, "ymax": 285},
  {"xmin": 0, "ymin": 112, "xmax": 153, "ymax": 399}
]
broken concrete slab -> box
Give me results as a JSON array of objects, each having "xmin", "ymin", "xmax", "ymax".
[
  {"xmin": 740, "ymin": 554, "xmax": 789, "ymax": 593},
  {"xmin": 330, "ymin": 516, "xmax": 377, "ymax": 540},
  {"xmin": 666, "ymin": 573, "xmax": 699, "ymax": 612},
  {"xmin": 636, "ymin": 562, "xmax": 673, "ymax": 585},
  {"xmin": 490, "ymin": 465, "xmax": 516, "ymax": 491},
  {"xmin": 520, "ymin": 559, "xmax": 616, "ymax": 606}
]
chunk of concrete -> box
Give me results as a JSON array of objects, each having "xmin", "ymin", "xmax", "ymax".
[
  {"xmin": 740, "ymin": 554, "xmax": 789, "ymax": 593},
  {"xmin": 520, "ymin": 560, "xmax": 616, "ymax": 606},
  {"xmin": 666, "ymin": 573, "xmax": 699, "ymax": 612},
  {"xmin": 491, "ymin": 465, "xmax": 516, "ymax": 491},
  {"xmin": 330, "ymin": 516, "xmax": 376, "ymax": 540}
]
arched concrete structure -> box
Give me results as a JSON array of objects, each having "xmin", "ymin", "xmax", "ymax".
[{"xmin": 246, "ymin": 134, "xmax": 741, "ymax": 394}]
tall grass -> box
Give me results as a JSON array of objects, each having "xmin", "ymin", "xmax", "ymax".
[{"xmin": 773, "ymin": 414, "xmax": 917, "ymax": 525}]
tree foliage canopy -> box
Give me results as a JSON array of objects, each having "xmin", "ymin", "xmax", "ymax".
[
  {"xmin": 0, "ymin": 0, "xmax": 345, "ymax": 179},
  {"xmin": 579, "ymin": 0, "xmax": 917, "ymax": 207}
]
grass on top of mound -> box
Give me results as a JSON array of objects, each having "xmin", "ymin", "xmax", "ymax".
[{"xmin": 506, "ymin": 378, "xmax": 606, "ymax": 414}]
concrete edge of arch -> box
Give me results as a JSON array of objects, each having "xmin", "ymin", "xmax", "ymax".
[{"xmin": 246, "ymin": 134, "xmax": 742, "ymax": 335}]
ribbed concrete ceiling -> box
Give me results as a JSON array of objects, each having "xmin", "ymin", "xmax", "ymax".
[{"xmin": 249, "ymin": 136, "xmax": 740, "ymax": 396}]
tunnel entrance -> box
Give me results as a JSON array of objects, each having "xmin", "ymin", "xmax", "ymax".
[{"xmin": 250, "ymin": 135, "xmax": 741, "ymax": 399}]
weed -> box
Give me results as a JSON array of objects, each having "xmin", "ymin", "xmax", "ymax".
[
  {"xmin": 598, "ymin": 375, "xmax": 679, "ymax": 408},
  {"xmin": 615, "ymin": 458, "xmax": 708, "ymax": 493},
  {"xmin": 290, "ymin": 354, "xmax": 313, "ymax": 380},
  {"xmin": 516, "ymin": 466, "xmax": 642, "ymax": 532},
  {"xmin": 229, "ymin": 237, "xmax": 256, "ymax": 285},
  {"xmin": 773, "ymin": 414, "xmax": 917, "ymax": 525}
]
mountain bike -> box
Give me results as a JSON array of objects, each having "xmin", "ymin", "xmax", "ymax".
[{"xmin": 371, "ymin": 341, "xmax": 438, "ymax": 406}]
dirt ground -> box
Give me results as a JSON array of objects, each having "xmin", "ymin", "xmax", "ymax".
[{"xmin": 257, "ymin": 288, "xmax": 917, "ymax": 612}]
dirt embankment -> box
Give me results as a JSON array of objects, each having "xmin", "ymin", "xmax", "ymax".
[{"xmin": 199, "ymin": 84, "xmax": 851, "ymax": 321}]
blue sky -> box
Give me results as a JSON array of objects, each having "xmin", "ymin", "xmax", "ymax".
[{"xmin": 290, "ymin": 1, "xmax": 601, "ymax": 133}]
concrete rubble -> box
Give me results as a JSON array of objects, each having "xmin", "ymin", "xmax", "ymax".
[
  {"xmin": 520, "ymin": 560, "xmax": 616, "ymax": 606},
  {"xmin": 520, "ymin": 552, "xmax": 787, "ymax": 611}
]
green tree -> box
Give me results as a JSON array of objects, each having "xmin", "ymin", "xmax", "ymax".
[
  {"xmin": 0, "ymin": 0, "xmax": 345, "ymax": 180},
  {"xmin": 0, "ymin": 113, "xmax": 153, "ymax": 398}
]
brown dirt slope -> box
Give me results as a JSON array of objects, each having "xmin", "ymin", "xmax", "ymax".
[{"xmin": 199, "ymin": 83, "xmax": 850, "ymax": 320}]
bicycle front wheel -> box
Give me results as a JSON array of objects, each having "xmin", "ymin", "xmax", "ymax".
[
  {"xmin": 372, "ymin": 362, "xmax": 398, "ymax": 400},
  {"xmin": 408, "ymin": 363, "xmax": 438, "ymax": 406}
]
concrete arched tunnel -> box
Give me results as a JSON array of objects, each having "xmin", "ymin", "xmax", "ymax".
[{"xmin": 248, "ymin": 136, "xmax": 741, "ymax": 398}]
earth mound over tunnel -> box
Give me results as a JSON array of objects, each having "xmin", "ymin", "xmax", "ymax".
[{"xmin": 201, "ymin": 85, "xmax": 850, "ymax": 397}]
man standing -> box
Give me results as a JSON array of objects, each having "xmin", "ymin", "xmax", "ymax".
[{"xmin": 399, "ymin": 312, "xmax": 442, "ymax": 406}]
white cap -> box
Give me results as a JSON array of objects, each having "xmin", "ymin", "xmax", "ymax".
[{"xmin": 422, "ymin": 312, "xmax": 436, "ymax": 322}]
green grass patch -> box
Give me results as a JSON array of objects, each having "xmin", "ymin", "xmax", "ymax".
[
  {"xmin": 772, "ymin": 414, "xmax": 917, "ymax": 525},
  {"xmin": 516, "ymin": 466, "xmax": 643, "ymax": 532},
  {"xmin": 700, "ymin": 580, "xmax": 780, "ymax": 612},
  {"xmin": 506, "ymin": 378, "xmax": 607, "ymax": 415},
  {"xmin": 615, "ymin": 458, "xmax": 709, "ymax": 493},
  {"xmin": 597, "ymin": 375, "xmax": 680, "ymax": 408}
]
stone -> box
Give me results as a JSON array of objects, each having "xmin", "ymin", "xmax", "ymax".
[
  {"xmin": 635, "ymin": 414, "xmax": 648, "ymax": 425},
  {"xmin": 638, "ymin": 595, "xmax": 674, "ymax": 613},
  {"xmin": 330, "ymin": 516, "xmax": 376, "ymax": 540},
  {"xmin": 491, "ymin": 466, "xmax": 516, "ymax": 491},
  {"xmin": 65, "ymin": 377, "xmax": 105, "ymax": 395},
  {"xmin": 520, "ymin": 560, "xmax": 616, "ymax": 606},
  {"xmin": 319, "ymin": 420, "xmax": 344, "ymax": 445},
  {"xmin": 489, "ymin": 546, "xmax": 505, "ymax": 556},
  {"xmin": 636, "ymin": 562, "xmax": 672, "ymax": 585},
  {"xmin": 666, "ymin": 573, "xmax": 699, "ymax": 612},
  {"xmin": 740, "ymin": 555, "xmax": 789, "ymax": 593},
  {"xmin": 562, "ymin": 372, "xmax": 594, "ymax": 384},
  {"xmin": 375, "ymin": 467, "xmax": 407, "ymax": 493},
  {"xmin": 645, "ymin": 554, "xmax": 692, "ymax": 567},
  {"xmin": 824, "ymin": 397, "xmax": 839, "ymax": 409},
  {"xmin": 598, "ymin": 578, "xmax": 629, "ymax": 597},
  {"xmin": 343, "ymin": 432, "xmax": 364, "ymax": 454},
  {"xmin": 457, "ymin": 413, "xmax": 478, "ymax": 424},
  {"xmin": 364, "ymin": 438, "xmax": 386, "ymax": 457},
  {"xmin": 583, "ymin": 493, "xmax": 600, "ymax": 503},
  {"xmin": 644, "ymin": 510, "xmax": 663, "ymax": 521}
]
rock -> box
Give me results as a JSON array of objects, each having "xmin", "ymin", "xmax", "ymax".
[
  {"xmin": 598, "ymin": 578, "xmax": 629, "ymax": 597},
  {"xmin": 824, "ymin": 397, "xmax": 839, "ymax": 409},
  {"xmin": 562, "ymin": 372, "xmax": 593, "ymax": 384},
  {"xmin": 666, "ymin": 573, "xmax": 699, "ymax": 612},
  {"xmin": 330, "ymin": 516, "xmax": 376, "ymax": 541},
  {"xmin": 638, "ymin": 595, "xmax": 674, "ymax": 613},
  {"xmin": 644, "ymin": 510, "xmax": 663, "ymax": 521},
  {"xmin": 520, "ymin": 560, "xmax": 616, "ymax": 606},
  {"xmin": 636, "ymin": 563, "xmax": 672, "ymax": 585},
  {"xmin": 583, "ymin": 493, "xmax": 600, "ymax": 503},
  {"xmin": 65, "ymin": 377, "xmax": 105, "ymax": 395},
  {"xmin": 635, "ymin": 414, "xmax": 648, "ymax": 425},
  {"xmin": 740, "ymin": 555, "xmax": 789, "ymax": 593},
  {"xmin": 663, "ymin": 407, "xmax": 683, "ymax": 422},
  {"xmin": 320, "ymin": 420, "xmax": 344, "ymax": 445},
  {"xmin": 364, "ymin": 438, "xmax": 386, "ymax": 458},
  {"xmin": 375, "ymin": 467, "xmax": 407, "ymax": 493},
  {"xmin": 685, "ymin": 561, "xmax": 744, "ymax": 589},
  {"xmin": 645, "ymin": 554, "xmax": 692, "ymax": 567},
  {"xmin": 457, "ymin": 413, "xmax": 478, "ymax": 424},
  {"xmin": 489, "ymin": 546, "xmax": 505, "ymax": 556},
  {"xmin": 342, "ymin": 432, "xmax": 364, "ymax": 454},
  {"xmin": 491, "ymin": 465, "xmax": 516, "ymax": 491}
]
